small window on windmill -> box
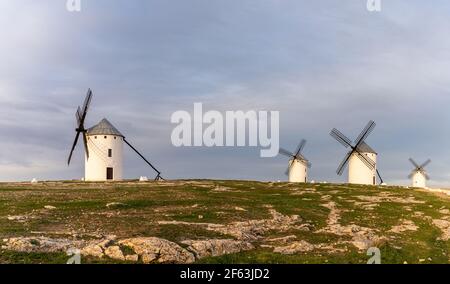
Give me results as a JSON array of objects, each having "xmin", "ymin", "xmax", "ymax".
[
  {"xmin": 108, "ymin": 149, "xmax": 112, "ymax": 157},
  {"xmin": 114, "ymin": 136, "xmax": 117, "ymax": 140},
  {"xmin": 95, "ymin": 136, "xmax": 97, "ymax": 139},
  {"xmin": 104, "ymin": 136, "xmax": 107, "ymax": 139}
]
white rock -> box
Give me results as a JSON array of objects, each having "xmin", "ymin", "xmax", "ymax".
[
  {"xmin": 181, "ymin": 239, "xmax": 254, "ymax": 259},
  {"xmin": 139, "ymin": 176, "xmax": 149, "ymax": 182},
  {"xmin": 7, "ymin": 215, "xmax": 27, "ymax": 221},
  {"xmin": 234, "ymin": 207, "xmax": 247, "ymax": 212},
  {"xmin": 81, "ymin": 244, "xmax": 104, "ymax": 258},
  {"xmin": 125, "ymin": 254, "xmax": 139, "ymax": 262},
  {"xmin": 118, "ymin": 237, "xmax": 195, "ymax": 264},
  {"xmin": 106, "ymin": 202, "xmax": 127, "ymax": 208}
]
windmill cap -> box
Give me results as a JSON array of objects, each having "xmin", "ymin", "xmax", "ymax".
[
  {"xmin": 291, "ymin": 155, "xmax": 308, "ymax": 162},
  {"xmin": 355, "ymin": 142, "xmax": 377, "ymax": 154},
  {"xmin": 87, "ymin": 118, "xmax": 124, "ymax": 137}
]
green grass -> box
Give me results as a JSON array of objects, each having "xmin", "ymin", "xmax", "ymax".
[{"xmin": 0, "ymin": 180, "xmax": 449, "ymax": 264}]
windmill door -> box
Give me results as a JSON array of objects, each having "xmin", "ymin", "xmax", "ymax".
[{"xmin": 106, "ymin": 167, "xmax": 114, "ymax": 180}]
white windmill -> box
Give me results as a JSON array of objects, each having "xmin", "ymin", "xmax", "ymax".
[
  {"xmin": 67, "ymin": 89, "xmax": 163, "ymax": 181},
  {"xmin": 330, "ymin": 120, "xmax": 383, "ymax": 185},
  {"xmin": 84, "ymin": 118, "xmax": 124, "ymax": 181},
  {"xmin": 408, "ymin": 158, "xmax": 431, "ymax": 188},
  {"xmin": 279, "ymin": 139, "xmax": 311, "ymax": 183}
]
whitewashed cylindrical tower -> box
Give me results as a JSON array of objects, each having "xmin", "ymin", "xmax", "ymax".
[
  {"xmin": 348, "ymin": 142, "xmax": 377, "ymax": 185},
  {"xmin": 85, "ymin": 118, "xmax": 124, "ymax": 181},
  {"xmin": 412, "ymin": 172, "xmax": 426, "ymax": 188},
  {"xmin": 288, "ymin": 159, "xmax": 308, "ymax": 183}
]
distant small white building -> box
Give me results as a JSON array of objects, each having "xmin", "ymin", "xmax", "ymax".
[
  {"xmin": 348, "ymin": 142, "xmax": 377, "ymax": 185},
  {"xmin": 85, "ymin": 119, "xmax": 124, "ymax": 181}
]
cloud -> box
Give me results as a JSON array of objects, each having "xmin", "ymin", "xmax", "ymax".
[{"xmin": 0, "ymin": 1, "xmax": 449, "ymax": 187}]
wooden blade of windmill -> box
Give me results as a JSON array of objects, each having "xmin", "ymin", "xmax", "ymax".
[
  {"xmin": 408, "ymin": 172, "xmax": 415, "ymax": 179},
  {"xmin": 419, "ymin": 159, "xmax": 431, "ymax": 169},
  {"xmin": 354, "ymin": 120, "xmax": 376, "ymax": 147},
  {"xmin": 79, "ymin": 89, "xmax": 93, "ymax": 126},
  {"xmin": 330, "ymin": 128, "xmax": 352, "ymax": 148},
  {"xmin": 81, "ymin": 89, "xmax": 93, "ymax": 115},
  {"xmin": 336, "ymin": 151, "xmax": 352, "ymax": 176},
  {"xmin": 424, "ymin": 173, "xmax": 430, "ymax": 180},
  {"xmin": 279, "ymin": 147, "xmax": 295, "ymax": 158},
  {"xmin": 294, "ymin": 139, "xmax": 306, "ymax": 157},
  {"xmin": 295, "ymin": 153, "xmax": 311, "ymax": 169},
  {"xmin": 76, "ymin": 107, "xmax": 82, "ymax": 126},
  {"xmin": 296, "ymin": 153, "xmax": 306, "ymax": 160},
  {"xmin": 355, "ymin": 151, "xmax": 375, "ymax": 170},
  {"xmin": 409, "ymin": 158, "xmax": 420, "ymax": 169},
  {"xmin": 67, "ymin": 130, "xmax": 81, "ymax": 165},
  {"xmin": 68, "ymin": 89, "xmax": 93, "ymax": 166}
]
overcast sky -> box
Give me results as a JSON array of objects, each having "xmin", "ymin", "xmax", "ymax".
[{"xmin": 1, "ymin": 0, "xmax": 450, "ymax": 187}]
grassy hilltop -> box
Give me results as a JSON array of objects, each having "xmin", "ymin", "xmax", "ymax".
[{"xmin": 0, "ymin": 180, "xmax": 449, "ymax": 264}]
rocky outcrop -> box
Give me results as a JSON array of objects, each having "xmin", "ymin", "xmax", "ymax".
[
  {"xmin": 1, "ymin": 235, "xmax": 257, "ymax": 264},
  {"xmin": 104, "ymin": 246, "xmax": 125, "ymax": 261},
  {"xmin": 355, "ymin": 194, "xmax": 425, "ymax": 204},
  {"xmin": 80, "ymin": 236, "xmax": 116, "ymax": 258},
  {"xmin": 432, "ymin": 219, "xmax": 450, "ymax": 240},
  {"xmin": 273, "ymin": 241, "xmax": 315, "ymax": 254},
  {"xmin": 159, "ymin": 209, "xmax": 305, "ymax": 241},
  {"xmin": 266, "ymin": 235, "xmax": 297, "ymax": 244},
  {"xmin": 389, "ymin": 220, "xmax": 419, "ymax": 233},
  {"xmin": 81, "ymin": 243, "xmax": 104, "ymax": 258},
  {"xmin": 182, "ymin": 239, "xmax": 254, "ymax": 259},
  {"xmin": 2, "ymin": 237, "xmax": 85, "ymax": 253},
  {"xmin": 118, "ymin": 238, "xmax": 195, "ymax": 264},
  {"xmin": 317, "ymin": 202, "xmax": 384, "ymax": 250}
]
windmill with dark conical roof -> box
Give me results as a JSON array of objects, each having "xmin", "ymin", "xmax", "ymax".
[
  {"xmin": 67, "ymin": 89, "xmax": 163, "ymax": 181},
  {"xmin": 330, "ymin": 120, "xmax": 383, "ymax": 185}
]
